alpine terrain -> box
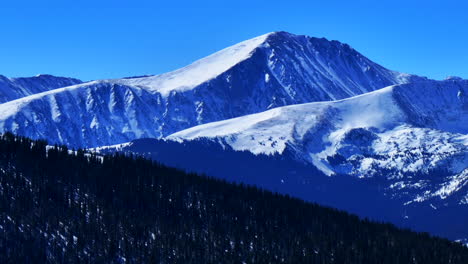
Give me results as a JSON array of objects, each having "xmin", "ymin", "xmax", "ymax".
[
  {"xmin": 0, "ymin": 32, "xmax": 425, "ymax": 148},
  {"xmin": 0, "ymin": 31, "xmax": 466, "ymax": 244},
  {"xmin": 103, "ymin": 79, "xmax": 468, "ymax": 242}
]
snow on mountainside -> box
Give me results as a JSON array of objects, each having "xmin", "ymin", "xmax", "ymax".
[
  {"xmin": 97, "ymin": 79, "xmax": 468, "ymax": 242},
  {"xmin": 168, "ymin": 80, "xmax": 468, "ymax": 205},
  {"xmin": 0, "ymin": 74, "xmax": 82, "ymax": 103},
  {"xmin": 116, "ymin": 33, "xmax": 272, "ymax": 96},
  {"xmin": 0, "ymin": 32, "xmax": 425, "ymax": 148}
]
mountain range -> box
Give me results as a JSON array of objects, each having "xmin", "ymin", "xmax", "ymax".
[
  {"xmin": 0, "ymin": 31, "xmax": 466, "ymax": 243},
  {"xmin": 0, "ymin": 32, "xmax": 426, "ymax": 148}
]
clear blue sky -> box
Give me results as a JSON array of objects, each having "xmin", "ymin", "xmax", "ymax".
[{"xmin": 1, "ymin": 0, "xmax": 467, "ymax": 81}]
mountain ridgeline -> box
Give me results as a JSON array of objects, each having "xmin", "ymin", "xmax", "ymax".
[
  {"xmin": 1, "ymin": 133, "xmax": 467, "ymax": 263},
  {"xmin": 0, "ymin": 32, "xmax": 425, "ymax": 148},
  {"xmin": 0, "ymin": 74, "xmax": 82, "ymax": 103}
]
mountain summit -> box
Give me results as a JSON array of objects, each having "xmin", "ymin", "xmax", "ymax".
[
  {"xmin": 115, "ymin": 31, "xmax": 423, "ymax": 100},
  {"xmin": 0, "ymin": 32, "xmax": 426, "ymax": 147}
]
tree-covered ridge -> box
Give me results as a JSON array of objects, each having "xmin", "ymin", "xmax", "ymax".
[{"xmin": 0, "ymin": 133, "xmax": 466, "ymax": 263}]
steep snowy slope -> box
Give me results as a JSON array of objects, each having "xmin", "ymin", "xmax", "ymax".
[
  {"xmin": 0, "ymin": 74, "xmax": 82, "ymax": 103},
  {"xmin": 0, "ymin": 32, "xmax": 425, "ymax": 148},
  {"xmin": 168, "ymin": 79, "xmax": 468, "ymax": 205}
]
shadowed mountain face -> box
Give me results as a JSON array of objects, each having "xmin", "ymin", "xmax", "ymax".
[{"xmin": 0, "ymin": 32, "xmax": 425, "ymax": 148}]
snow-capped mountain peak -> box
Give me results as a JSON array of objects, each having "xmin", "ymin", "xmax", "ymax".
[
  {"xmin": 112, "ymin": 31, "xmax": 424, "ymax": 99},
  {"xmin": 116, "ymin": 32, "xmax": 274, "ymax": 96}
]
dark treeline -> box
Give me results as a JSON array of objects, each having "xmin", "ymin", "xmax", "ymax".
[{"xmin": 0, "ymin": 132, "xmax": 467, "ymax": 263}]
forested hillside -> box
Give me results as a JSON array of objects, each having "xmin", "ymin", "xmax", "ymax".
[{"xmin": 0, "ymin": 133, "xmax": 467, "ymax": 263}]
